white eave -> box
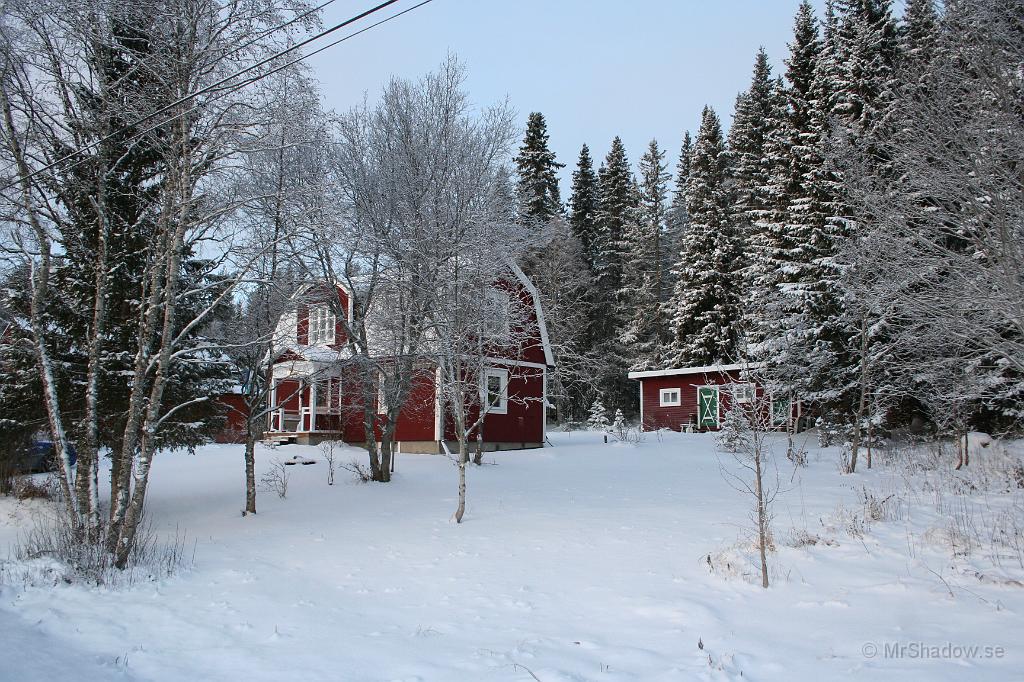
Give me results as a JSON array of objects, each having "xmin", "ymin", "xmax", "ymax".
[
  {"xmin": 627, "ymin": 362, "xmax": 765, "ymax": 380},
  {"xmin": 510, "ymin": 262, "xmax": 556, "ymax": 368}
]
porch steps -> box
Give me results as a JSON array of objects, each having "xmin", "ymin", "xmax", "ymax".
[{"xmin": 264, "ymin": 433, "xmax": 297, "ymax": 446}]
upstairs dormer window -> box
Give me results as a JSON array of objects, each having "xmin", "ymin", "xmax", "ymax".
[{"xmin": 308, "ymin": 305, "xmax": 335, "ymax": 345}]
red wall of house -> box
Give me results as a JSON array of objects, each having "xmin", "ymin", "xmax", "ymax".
[
  {"xmin": 296, "ymin": 285, "xmax": 349, "ymax": 348},
  {"xmin": 215, "ymin": 393, "xmax": 249, "ymax": 443},
  {"xmin": 482, "ymin": 367, "xmax": 545, "ymax": 444},
  {"xmin": 336, "ymin": 367, "xmax": 437, "ymax": 444},
  {"xmin": 276, "ymin": 379, "xmax": 302, "ymax": 412},
  {"xmin": 639, "ymin": 370, "xmax": 747, "ymax": 432},
  {"xmin": 441, "ymin": 366, "xmax": 545, "ymax": 444}
]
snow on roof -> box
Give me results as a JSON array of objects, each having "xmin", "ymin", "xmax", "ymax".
[
  {"xmin": 627, "ymin": 362, "xmax": 764, "ymax": 380},
  {"xmin": 275, "ymin": 343, "xmax": 351, "ymax": 364}
]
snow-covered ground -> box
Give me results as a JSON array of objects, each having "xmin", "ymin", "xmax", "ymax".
[{"xmin": 1, "ymin": 431, "xmax": 1022, "ymax": 681}]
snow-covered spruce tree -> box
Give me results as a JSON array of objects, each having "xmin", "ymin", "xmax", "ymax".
[
  {"xmin": 621, "ymin": 139, "xmax": 671, "ymax": 371},
  {"xmin": 760, "ymin": 0, "xmax": 860, "ymax": 431},
  {"xmin": 726, "ymin": 48, "xmax": 778, "ymax": 255},
  {"xmin": 667, "ymin": 107, "xmax": 743, "ymax": 367},
  {"xmin": 569, "ymin": 143, "xmax": 601, "ymax": 275},
  {"xmin": 726, "ymin": 49, "xmax": 792, "ymax": 349},
  {"xmin": 665, "ymin": 131, "xmax": 693, "ymax": 277},
  {"xmin": 611, "ymin": 408, "xmax": 627, "ymax": 439},
  {"xmin": 515, "ymin": 112, "xmax": 564, "ymax": 228},
  {"xmin": 838, "ymin": 0, "xmax": 1024, "ymax": 441},
  {"xmin": 587, "ymin": 396, "xmax": 610, "ymax": 431},
  {"xmin": 593, "ymin": 137, "xmax": 639, "ymax": 413},
  {"xmin": 898, "ymin": 0, "xmax": 939, "ymax": 79},
  {"xmin": 794, "ymin": 0, "xmax": 901, "ymax": 433}
]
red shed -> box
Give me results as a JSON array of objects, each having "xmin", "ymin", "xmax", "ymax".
[{"xmin": 629, "ymin": 363, "xmax": 794, "ymax": 432}]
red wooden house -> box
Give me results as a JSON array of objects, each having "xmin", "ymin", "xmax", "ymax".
[
  {"xmin": 629, "ymin": 363, "xmax": 799, "ymax": 432},
  {"xmin": 264, "ymin": 265, "xmax": 554, "ymax": 452}
]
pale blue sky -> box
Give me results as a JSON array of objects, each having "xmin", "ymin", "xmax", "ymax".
[{"xmin": 308, "ymin": 0, "xmax": 828, "ymax": 186}]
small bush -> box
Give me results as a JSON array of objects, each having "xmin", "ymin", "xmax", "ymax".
[
  {"xmin": 13, "ymin": 477, "xmax": 52, "ymax": 500},
  {"xmin": 341, "ymin": 458, "xmax": 373, "ymax": 483},
  {"xmin": 260, "ymin": 458, "xmax": 291, "ymax": 498},
  {"xmin": 8, "ymin": 510, "xmax": 189, "ymax": 587}
]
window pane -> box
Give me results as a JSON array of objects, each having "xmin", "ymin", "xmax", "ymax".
[{"xmin": 487, "ymin": 375, "xmax": 502, "ymax": 406}]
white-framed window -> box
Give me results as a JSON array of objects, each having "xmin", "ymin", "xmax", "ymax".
[
  {"xmin": 732, "ymin": 383, "xmax": 755, "ymax": 404},
  {"xmin": 308, "ymin": 305, "xmax": 335, "ymax": 345},
  {"xmin": 483, "ymin": 288, "xmax": 511, "ymax": 340},
  {"xmin": 482, "ymin": 367, "xmax": 508, "ymax": 414},
  {"xmin": 659, "ymin": 387, "xmax": 682, "ymax": 407},
  {"xmin": 315, "ymin": 377, "xmax": 330, "ymax": 408}
]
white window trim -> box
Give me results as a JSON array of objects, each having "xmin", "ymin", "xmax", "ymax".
[
  {"xmin": 482, "ymin": 367, "xmax": 509, "ymax": 415},
  {"xmin": 308, "ymin": 305, "xmax": 336, "ymax": 346},
  {"xmin": 732, "ymin": 383, "xmax": 755, "ymax": 404},
  {"xmin": 659, "ymin": 387, "xmax": 682, "ymax": 407}
]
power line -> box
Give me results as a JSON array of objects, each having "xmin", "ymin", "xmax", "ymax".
[
  {"xmin": 60, "ymin": 0, "xmax": 434, "ymax": 181},
  {"xmin": 2, "ymin": 0, "xmax": 409, "ymax": 193}
]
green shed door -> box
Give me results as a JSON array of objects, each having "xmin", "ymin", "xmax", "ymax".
[{"xmin": 697, "ymin": 386, "xmax": 719, "ymax": 428}]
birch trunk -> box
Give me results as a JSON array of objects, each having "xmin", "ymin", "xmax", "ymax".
[
  {"xmin": 244, "ymin": 434, "xmax": 257, "ymax": 514},
  {"xmin": 0, "ymin": 88, "xmax": 78, "ymax": 524},
  {"xmin": 848, "ymin": 317, "xmax": 871, "ymax": 474},
  {"xmin": 754, "ymin": 446, "xmax": 769, "ymax": 589}
]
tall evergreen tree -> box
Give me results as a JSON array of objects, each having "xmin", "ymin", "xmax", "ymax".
[
  {"xmin": 621, "ymin": 139, "xmax": 671, "ymax": 370},
  {"xmin": 592, "ymin": 137, "xmax": 638, "ymax": 410},
  {"xmin": 667, "ymin": 107, "xmax": 743, "ymax": 366},
  {"xmin": 569, "ymin": 144, "xmax": 600, "ymax": 273},
  {"xmin": 594, "ymin": 137, "xmax": 636, "ymax": 340},
  {"xmin": 664, "ymin": 132, "xmax": 693, "ymax": 296},
  {"xmin": 727, "ymin": 49, "xmax": 791, "ymax": 348},
  {"xmin": 899, "ymin": 0, "xmax": 939, "ymax": 72},
  {"xmin": 514, "ymin": 112, "xmax": 564, "ymax": 226},
  {"xmin": 727, "ymin": 49, "xmax": 778, "ymax": 246}
]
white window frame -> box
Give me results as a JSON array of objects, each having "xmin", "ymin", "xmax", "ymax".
[
  {"xmin": 308, "ymin": 305, "xmax": 336, "ymax": 345},
  {"xmin": 659, "ymin": 387, "xmax": 682, "ymax": 407},
  {"xmin": 482, "ymin": 367, "xmax": 509, "ymax": 415},
  {"xmin": 732, "ymin": 383, "xmax": 755, "ymax": 404}
]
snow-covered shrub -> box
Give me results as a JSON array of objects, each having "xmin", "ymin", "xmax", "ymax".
[
  {"xmin": 816, "ymin": 420, "xmax": 845, "ymax": 448},
  {"xmin": 8, "ymin": 507, "xmax": 188, "ymax": 586},
  {"xmin": 785, "ymin": 529, "xmax": 837, "ymax": 548},
  {"xmin": 341, "ymin": 458, "xmax": 373, "ymax": 483},
  {"xmin": 260, "ymin": 459, "xmax": 290, "ymax": 498},
  {"xmin": 716, "ymin": 409, "xmax": 749, "ymax": 453},
  {"xmin": 611, "ymin": 409, "xmax": 627, "ymax": 439},
  {"xmin": 586, "ymin": 397, "xmax": 610, "ymax": 431},
  {"xmin": 320, "ymin": 441, "xmax": 338, "ymax": 486}
]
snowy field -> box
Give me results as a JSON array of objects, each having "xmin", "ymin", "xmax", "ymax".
[{"xmin": 1, "ymin": 430, "xmax": 1023, "ymax": 681}]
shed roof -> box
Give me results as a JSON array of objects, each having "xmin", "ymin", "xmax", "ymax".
[{"xmin": 627, "ymin": 363, "xmax": 764, "ymax": 380}]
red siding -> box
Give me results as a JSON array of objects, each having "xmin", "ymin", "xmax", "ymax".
[
  {"xmin": 639, "ymin": 370, "xmax": 755, "ymax": 432},
  {"xmin": 441, "ymin": 365, "xmax": 545, "ymax": 444},
  {"xmin": 295, "ymin": 285, "xmax": 349, "ymax": 348},
  {"xmin": 336, "ymin": 366, "xmax": 437, "ymax": 443},
  {"xmin": 215, "ymin": 393, "xmax": 249, "ymax": 443}
]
